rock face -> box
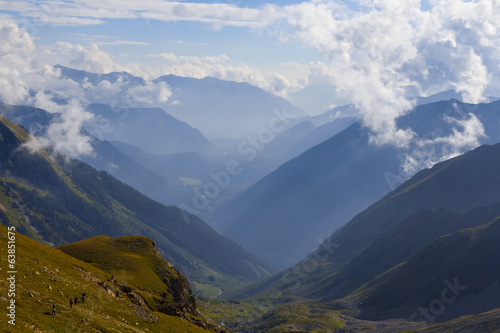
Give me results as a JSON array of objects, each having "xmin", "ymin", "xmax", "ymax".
[{"xmin": 58, "ymin": 235, "xmax": 229, "ymax": 333}]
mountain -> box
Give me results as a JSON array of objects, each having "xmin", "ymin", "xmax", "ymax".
[
  {"xmin": 414, "ymin": 89, "xmax": 500, "ymax": 106},
  {"xmin": 219, "ymin": 99, "xmax": 500, "ymax": 269},
  {"xmin": 154, "ymin": 74, "xmax": 307, "ymax": 140},
  {"xmin": 286, "ymin": 84, "xmax": 351, "ymax": 116},
  {"xmin": 313, "ymin": 202, "xmax": 500, "ymax": 301},
  {"xmin": 308, "ymin": 141, "xmax": 500, "ymax": 283},
  {"xmin": 56, "ymin": 64, "xmax": 146, "ymax": 86},
  {"xmin": 56, "ymin": 66, "xmax": 308, "ymax": 143},
  {"xmin": 0, "ymin": 102, "xmax": 190, "ymax": 207},
  {"xmin": 0, "ymin": 115, "xmax": 274, "ymax": 285},
  {"xmin": 356, "ymin": 204, "xmax": 500, "ymax": 322},
  {"xmin": 85, "ymin": 103, "xmax": 217, "ymax": 156},
  {"xmin": 306, "ymin": 104, "xmax": 359, "ymax": 126},
  {"xmin": 242, "ymin": 142, "xmax": 500, "ymax": 299},
  {"xmin": 258, "ymin": 116, "xmax": 358, "ymax": 170},
  {"xmin": 0, "ymin": 229, "xmax": 226, "ymax": 332},
  {"xmin": 110, "ymin": 140, "xmax": 211, "ymax": 181},
  {"xmin": 220, "ymin": 143, "xmax": 500, "ymax": 331}
]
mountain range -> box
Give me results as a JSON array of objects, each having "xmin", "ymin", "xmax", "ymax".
[
  {"xmin": 56, "ymin": 65, "xmax": 308, "ymax": 142},
  {"xmin": 85, "ymin": 103, "xmax": 217, "ymax": 156},
  {"xmin": 154, "ymin": 74, "xmax": 307, "ymax": 141},
  {"xmin": 3, "ymin": 64, "xmax": 500, "ymax": 331},
  {"xmin": 222, "ymin": 142, "xmax": 500, "ymax": 331},
  {"xmin": 218, "ymin": 99, "xmax": 500, "ymax": 269},
  {"xmin": 0, "ymin": 102, "xmax": 191, "ymax": 207},
  {"xmin": 0, "ymin": 115, "xmax": 274, "ymax": 287}
]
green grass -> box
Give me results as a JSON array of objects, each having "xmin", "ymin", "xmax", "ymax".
[
  {"xmin": 192, "ymin": 282, "xmax": 222, "ymax": 297},
  {"xmin": 198, "ymin": 296, "xmax": 346, "ymax": 332},
  {"xmin": 0, "ymin": 228, "xmax": 213, "ymax": 332}
]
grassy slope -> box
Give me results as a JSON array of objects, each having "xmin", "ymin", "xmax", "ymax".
[
  {"xmin": 237, "ymin": 143, "xmax": 500, "ymax": 302},
  {"xmin": 0, "ymin": 227, "xmax": 212, "ymax": 332},
  {"xmin": 57, "ymin": 236, "xmax": 196, "ymax": 315},
  {"xmin": 0, "ymin": 115, "xmax": 273, "ymax": 291}
]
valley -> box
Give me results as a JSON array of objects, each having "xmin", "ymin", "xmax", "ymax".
[{"xmin": 2, "ymin": 7, "xmax": 500, "ymax": 329}]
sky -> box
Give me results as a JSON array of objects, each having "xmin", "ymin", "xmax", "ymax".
[{"xmin": 0, "ymin": 0, "xmax": 499, "ymax": 165}]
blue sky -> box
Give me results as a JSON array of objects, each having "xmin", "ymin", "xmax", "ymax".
[
  {"xmin": 1, "ymin": 0, "xmax": 500, "ymax": 150},
  {"xmin": 3, "ymin": 0, "xmax": 323, "ymax": 64}
]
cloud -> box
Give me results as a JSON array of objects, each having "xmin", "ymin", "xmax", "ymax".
[
  {"xmin": 44, "ymin": 99, "xmax": 95, "ymax": 158},
  {"xmin": 126, "ymin": 81, "xmax": 171, "ymax": 104},
  {"xmin": 3, "ymin": 0, "xmax": 277, "ymax": 28},
  {"xmin": 96, "ymin": 40, "xmax": 150, "ymax": 46},
  {"xmin": 3, "ymin": 0, "xmax": 500, "ymax": 171},
  {"xmin": 0, "ymin": 20, "xmax": 171, "ymax": 158},
  {"xmin": 174, "ymin": 40, "xmax": 208, "ymax": 46},
  {"xmin": 266, "ymin": 0, "xmax": 500, "ymax": 156},
  {"xmin": 44, "ymin": 42, "xmax": 124, "ymax": 74},
  {"xmin": 136, "ymin": 53, "xmax": 304, "ymax": 97},
  {"xmin": 403, "ymin": 108, "xmax": 486, "ymax": 176}
]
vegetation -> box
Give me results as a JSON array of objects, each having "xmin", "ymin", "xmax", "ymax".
[
  {"xmin": 0, "ymin": 227, "xmax": 223, "ymax": 332},
  {"xmin": 0, "ymin": 115, "xmax": 273, "ymax": 291}
]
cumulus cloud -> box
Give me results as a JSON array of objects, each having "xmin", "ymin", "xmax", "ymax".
[
  {"xmin": 269, "ymin": 1, "xmax": 500, "ymax": 148},
  {"xmin": 3, "ymin": 0, "xmax": 500, "ymax": 172},
  {"xmin": 0, "ymin": 21, "xmax": 95, "ymax": 157},
  {"xmin": 0, "ymin": 20, "xmax": 171, "ymax": 158},
  {"xmin": 257, "ymin": 0, "xmax": 500, "ymax": 172},
  {"xmin": 43, "ymin": 42, "xmax": 124, "ymax": 74}
]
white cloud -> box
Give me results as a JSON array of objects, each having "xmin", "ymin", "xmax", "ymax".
[
  {"xmin": 2, "ymin": 0, "xmax": 278, "ymax": 28},
  {"xmin": 96, "ymin": 40, "xmax": 150, "ymax": 46},
  {"xmin": 126, "ymin": 81, "xmax": 171, "ymax": 104},
  {"xmin": 44, "ymin": 99, "xmax": 95, "ymax": 158},
  {"xmin": 3, "ymin": 0, "xmax": 500, "ymax": 170},
  {"xmin": 266, "ymin": 0, "xmax": 500, "ymax": 152},
  {"xmin": 131, "ymin": 53, "xmax": 305, "ymax": 97},
  {"xmin": 44, "ymin": 42, "xmax": 123, "ymax": 74},
  {"xmin": 174, "ymin": 40, "xmax": 207, "ymax": 46},
  {"xmin": 403, "ymin": 110, "xmax": 486, "ymax": 176},
  {"xmin": 0, "ymin": 20, "xmax": 171, "ymax": 158}
]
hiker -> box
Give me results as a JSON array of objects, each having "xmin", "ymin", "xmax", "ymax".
[
  {"xmin": 52, "ymin": 304, "xmax": 56, "ymax": 316},
  {"xmin": 74, "ymin": 296, "xmax": 78, "ymax": 305},
  {"xmin": 82, "ymin": 292, "xmax": 86, "ymax": 303},
  {"xmin": 70, "ymin": 298, "xmax": 74, "ymax": 309}
]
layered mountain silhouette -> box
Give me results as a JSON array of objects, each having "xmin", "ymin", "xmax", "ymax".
[
  {"xmin": 0, "ymin": 115, "xmax": 274, "ymax": 285},
  {"xmin": 85, "ymin": 103, "xmax": 217, "ymax": 156},
  {"xmin": 56, "ymin": 66, "xmax": 307, "ymax": 141},
  {"xmin": 242, "ymin": 142, "xmax": 500, "ymax": 300},
  {"xmin": 219, "ymin": 99, "xmax": 500, "ymax": 269},
  {"xmin": 0, "ymin": 102, "xmax": 190, "ymax": 207},
  {"xmin": 154, "ymin": 74, "xmax": 307, "ymax": 140},
  {"xmin": 356, "ymin": 203, "xmax": 500, "ymax": 322},
  {"xmin": 228, "ymin": 142, "xmax": 500, "ymax": 330}
]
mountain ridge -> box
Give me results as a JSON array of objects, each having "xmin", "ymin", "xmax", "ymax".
[
  {"xmin": 0, "ymin": 115, "xmax": 275, "ymax": 287},
  {"xmin": 219, "ymin": 99, "xmax": 500, "ymax": 269},
  {"xmin": 0, "ymin": 229, "xmax": 227, "ymax": 332}
]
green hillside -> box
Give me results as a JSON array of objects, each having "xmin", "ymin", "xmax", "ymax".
[
  {"xmin": 236, "ymin": 143, "xmax": 500, "ymax": 302},
  {"xmin": 313, "ymin": 202, "xmax": 500, "ymax": 300},
  {"xmin": 357, "ymin": 210, "xmax": 500, "ymax": 319},
  {"xmin": 0, "ymin": 227, "xmax": 225, "ymax": 332},
  {"xmin": 0, "ymin": 115, "xmax": 273, "ymax": 291}
]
